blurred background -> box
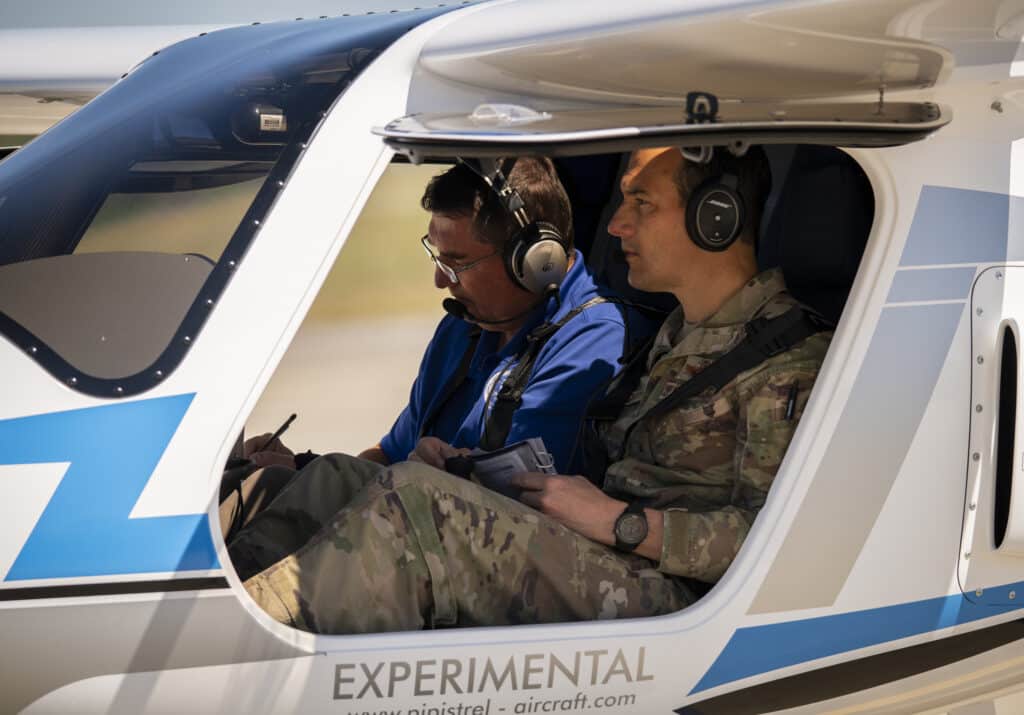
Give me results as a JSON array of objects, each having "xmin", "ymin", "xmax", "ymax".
[{"xmin": 245, "ymin": 163, "xmax": 446, "ymax": 456}]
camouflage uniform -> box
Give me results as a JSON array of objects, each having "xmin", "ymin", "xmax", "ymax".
[
  {"xmin": 231, "ymin": 454, "xmax": 690, "ymax": 633},
  {"xmin": 600, "ymin": 268, "xmax": 831, "ymax": 583},
  {"xmin": 231, "ymin": 268, "xmax": 830, "ymax": 632}
]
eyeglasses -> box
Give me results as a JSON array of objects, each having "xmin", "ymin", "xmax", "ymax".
[{"xmin": 420, "ymin": 234, "xmax": 499, "ymax": 284}]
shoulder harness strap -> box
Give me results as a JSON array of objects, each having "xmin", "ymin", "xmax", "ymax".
[
  {"xmin": 479, "ymin": 296, "xmax": 611, "ymax": 451},
  {"xmin": 643, "ymin": 305, "xmax": 829, "ymax": 424},
  {"xmin": 584, "ymin": 305, "xmax": 830, "ymax": 478}
]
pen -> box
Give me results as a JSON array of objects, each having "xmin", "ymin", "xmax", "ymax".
[{"xmin": 258, "ymin": 413, "xmax": 297, "ymax": 452}]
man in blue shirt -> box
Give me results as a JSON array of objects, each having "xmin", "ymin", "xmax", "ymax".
[
  {"xmin": 357, "ymin": 159, "xmax": 635, "ymax": 474},
  {"xmin": 228, "ymin": 158, "xmax": 643, "ymax": 535}
]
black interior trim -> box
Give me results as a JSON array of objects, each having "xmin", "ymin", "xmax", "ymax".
[
  {"xmin": 995, "ymin": 325, "xmax": 1018, "ymax": 548},
  {"xmin": 0, "ymin": 576, "xmax": 229, "ymax": 601}
]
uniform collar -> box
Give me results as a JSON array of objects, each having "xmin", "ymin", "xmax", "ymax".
[
  {"xmin": 650, "ymin": 267, "xmax": 788, "ymax": 363},
  {"xmin": 702, "ymin": 267, "xmax": 788, "ymax": 329}
]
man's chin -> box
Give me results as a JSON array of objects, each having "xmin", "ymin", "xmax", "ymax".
[{"xmin": 625, "ymin": 269, "xmax": 648, "ymax": 291}]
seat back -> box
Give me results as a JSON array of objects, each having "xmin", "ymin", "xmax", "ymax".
[{"xmin": 759, "ymin": 145, "xmax": 874, "ymax": 325}]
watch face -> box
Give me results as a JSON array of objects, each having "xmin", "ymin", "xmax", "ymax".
[{"xmin": 616, "ymin": 513, "xmax": 648, "ymax": 545}]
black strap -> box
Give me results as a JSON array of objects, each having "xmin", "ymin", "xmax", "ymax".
[
  {"xmin": 642, "ymin": 307, "xmax": 826, "ymax": 426},
  {"xmin": 582, "ymin": 305, "xmax": 829, "ymax": 478},
  {"xmin": 574, "ymin": 332, "xmax": 654, "ymax": 481},
  {"xmin": 586, "ymin": 333, "xmax": 655, "ymax": 422},
  {"xmin": 418, "ymin": 328, "xmax": 482, "ymax": 440},
  {"xmin": 479, "ymin": 296, "xmax": 612, "ymax": 451}
]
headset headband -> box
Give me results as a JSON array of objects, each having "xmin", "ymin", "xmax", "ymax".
[
  {"xmin": 459, "ymin": 157, "xmax": 532, "ymax": 230},
  {"xmin": 456, "ymin": 156, "xmax": 569, "ymax": 296}
]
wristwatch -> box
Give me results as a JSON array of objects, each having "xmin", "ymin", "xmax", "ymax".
[{"xmin": 614, "ymin": 501, "xmax": 648, "ymax": 552}]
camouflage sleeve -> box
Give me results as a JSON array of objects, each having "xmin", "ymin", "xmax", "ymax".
[{"xmin": 657, "ymin": 359, "xmax": 822, "ymax": 582}]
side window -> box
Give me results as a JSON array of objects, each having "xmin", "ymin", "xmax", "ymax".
[
  {"xmin": 0, "ymin": 161, "xmax": 274, "ymax": 385},
  {"xmin": 246, "ymin": 161, "xmax": 443, "ymax": 455},
  {"xmin": 74, "ymin": 160, "xmax": 266, "ymax": 260},
  {"xmin": 226, "ymin": 147, "xmax": 873, "ymax": 636}
]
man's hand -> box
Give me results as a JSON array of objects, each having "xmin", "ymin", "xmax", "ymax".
[
  {"xmin": 243, "ymin": 434, "xmax": 296, "ymax": 469},
  {"xmin": 357, "ymin": 444, "xmax": 391, "ymax": 466},
  {"xmin": 407, "ymin": 437, "xmax": 470, "ymax": 471},
  {"xmin": 512, "ymin": 472, "xmax": 625, "ymax": 545},
  {"xmin": 513, "ymin": 473, "xmax": 666, "ymax": 560}
]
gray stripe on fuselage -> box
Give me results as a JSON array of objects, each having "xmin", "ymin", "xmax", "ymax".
[
  {"xmin": 749, "ymin": 302, "xmax": 964, "ymax": 614},
  {"xmin": 899, "ymin": 187, "xmax": 1011, "ymax": 266},
  {"xmin": 949, "ymin": 702, "xmax": 997, "ymax": 715},
  {"xmin": 887, "ymin": 267, "xmax": 977, "ymax": 303}
]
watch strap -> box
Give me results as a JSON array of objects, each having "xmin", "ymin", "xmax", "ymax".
[{"xmin": 614, "ymin": 500, "xmax": 648, "ymax": 552}]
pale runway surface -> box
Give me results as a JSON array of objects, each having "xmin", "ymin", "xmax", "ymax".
[{"xmin": 246, "ymin": 313, "xmax": 441, "ymax": 458}]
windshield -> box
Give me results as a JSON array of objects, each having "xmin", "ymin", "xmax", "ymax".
[{"xmin": 0, "ymin": 10, "xmax": 448, "ymax": 398}]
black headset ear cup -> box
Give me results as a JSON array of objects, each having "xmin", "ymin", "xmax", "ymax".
[
  {"xmin": 685, "ymin": 175, "xmax": 745, "ymax": 252},
  {"xmin": 504, "ymin": 221, "xmax": 569, "ymax": 294}
]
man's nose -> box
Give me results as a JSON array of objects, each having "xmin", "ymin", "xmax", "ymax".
[
  {"xmin": 607, "ymin": 205, "xmax": 632, "ymax": 239},
  {"xmin": 434, "ymin": 264, "xmax": 454, "ymax": 289}
]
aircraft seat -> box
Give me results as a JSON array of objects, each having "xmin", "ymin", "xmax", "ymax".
[{"xmin": 758, "ymin": 145, "xmax": 874, "ymax": 325}]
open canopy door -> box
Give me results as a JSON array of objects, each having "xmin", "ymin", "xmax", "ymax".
[
  {"xmin": 375, "ymin": 98, "xmax": 949, "ymax": 159},
  {"xmin": 376, "ymin": 0, "xmax": 958, "ymax": 159}
]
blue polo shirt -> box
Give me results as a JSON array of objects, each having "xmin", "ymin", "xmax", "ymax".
[{"xmin": 380, "ymin": 250, "xmax": 641, "ymax": 474}]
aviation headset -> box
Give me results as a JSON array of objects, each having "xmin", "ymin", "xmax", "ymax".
[
  {"xmin": 679, "ymin": 146, "xmax": 747, "ymax": 253},
  {"xmin": 462, "ymin": 157, "xmax": 570, "ymax": 295}
]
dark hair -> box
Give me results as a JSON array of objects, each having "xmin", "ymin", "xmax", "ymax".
[
  {"xmin": 421, "ymin": 157, "xmax": 574, "ymax": 249},
  {"xmin": 673, "ymin": 147, "xmax": 772, "ymax": 245}
]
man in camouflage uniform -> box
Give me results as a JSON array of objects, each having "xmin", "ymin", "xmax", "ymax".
[{"xmin": 229, "ymin": 146, "xmax": 831, "ymax": 632}]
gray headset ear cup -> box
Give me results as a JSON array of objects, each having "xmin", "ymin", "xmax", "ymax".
[
  {"xmin": 517, "ymin": 238, "xmax": 569, "ymax": 294},
  {"xmin": 504, "ymin": 221, "xmax": 569, "ymax": 294},
  {"xmin": 685, "ymin": 178, "xmax": 745, "ymax": 252}
]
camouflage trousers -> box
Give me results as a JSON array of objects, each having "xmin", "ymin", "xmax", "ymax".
[{"xmin": 228, "ymin": 454, "xmax": 694, "ymax": 634}]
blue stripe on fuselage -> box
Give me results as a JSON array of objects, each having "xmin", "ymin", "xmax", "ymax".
[
  {"xmin": 692, "ymin": 580, "xmax": 1024, "ymax": 694},
  {"xmin": 0, "ymin": 394, "xmax": 218, "ymax": 580}
]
